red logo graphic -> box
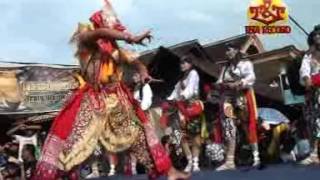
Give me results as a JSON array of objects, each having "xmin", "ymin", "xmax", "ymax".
[{"xmin": 246, "ymin": 0, "xmax": 291, "ymax": 34}]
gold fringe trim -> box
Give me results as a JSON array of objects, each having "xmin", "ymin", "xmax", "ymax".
[
  {"xmin": 58, "ymin": 93, "xmax": 140, "ymax": 171},
  {"xmin": 99, "ymin": 93, "xmax": 140, "ymax": 153},
  {"xmin": 58, "ymin": 110, "xmax": 105, "ymax": 171}
]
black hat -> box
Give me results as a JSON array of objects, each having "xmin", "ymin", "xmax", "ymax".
[
  {"xmin": 225, "ymin": 42, "xmax": 239, "ymax": 50},
  {"xmin": 307, "ymin": 24, "xmax": 320, "ymax": 46},
  {"xmin": 180, "ymin": 55, "xmax": 192, "ymax": 63}
]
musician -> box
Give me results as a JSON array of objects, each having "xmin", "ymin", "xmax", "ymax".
[
  {"xmin": 215, "ymin": 43, "xmax": 260, "ymax": 170},
  {"xmin": 133, "ymin": 72, "xmax": 153, "ymax": 111},
  {"xmin": 161, "ymin": 56, "xmax": 204, "ymax": 172},
  {"xmin": 129, "ymin": 72, "xmax": 154, "ymax": 175},
  {"xmin": 299, "ymin": 24, "xmax": 320, "ymax": 165}
]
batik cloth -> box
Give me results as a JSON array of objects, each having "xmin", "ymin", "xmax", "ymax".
[
  {"xmin": 33, "ymin": 82, "xmax": 171, "ymax": 180},
  {"xmin": 215, "ymin": 60, "xmax": 258, "ymax": 144},
  {"xmin": 300, "ymin": 54, "xmax": 320, "ymax": 139}
]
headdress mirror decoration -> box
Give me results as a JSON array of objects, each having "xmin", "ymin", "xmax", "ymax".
[{"xmin": 90, "ymin": 0, "xmax": 126, "ymax": 31}]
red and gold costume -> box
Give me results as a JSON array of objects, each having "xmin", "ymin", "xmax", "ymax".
[{"xmin": 33, "ymin": 2, "xmax": 171, "ymax": 179}]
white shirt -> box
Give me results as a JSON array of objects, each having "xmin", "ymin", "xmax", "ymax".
[
  {"xmin": 299, "ymin": 54, "xmax": 320, "ymax": 86},
  {"xmin": 217, "ymin": 60, "xmax": 256, "ymax": 89},
  {"xmin": 134, "ymin": 83, "xmax": 153, "ymax": 111},
  {"xmin": 167, "ymin": 69, "xmax": 200, "ymax": 101},
  {"xmin": 13, "ymin": 134, "xmax": 38, "ymax": 162}
]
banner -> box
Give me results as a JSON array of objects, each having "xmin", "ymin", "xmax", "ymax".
[{"xmin": 0, "ymin": 63, "xmax": 79, "ymax": 115}]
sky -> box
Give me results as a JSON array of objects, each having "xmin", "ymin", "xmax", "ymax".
[{"xmin": 0, "ymin": 0, "xmax": 319, "ymax": 64}]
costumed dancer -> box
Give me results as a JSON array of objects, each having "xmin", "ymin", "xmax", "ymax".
[
  {"xmin": 299, "ymin": 24, "xmax": 320, "ymax": 165},
  {"xmin": 215, "ymin": 43, "xmax": 260, "ymax": 171},
  {"xmin": 107, "ymin": 72, "xmax": 154, "ymax": 176},
  {"xmin": 32, "ymin": 1, "xmax": 189, "ymax": 180},
  {"xmin": 161, "ymin": 56, "xmax": 204, "ymax": 172},
  {"xmin": 131, "ymin": 71, "xmax": 154, "ymax": 175}
]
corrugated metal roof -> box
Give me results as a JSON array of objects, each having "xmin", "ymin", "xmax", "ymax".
[{"xmin": 0, "ymin": 61, "xmax": 79, "ymax": 69}]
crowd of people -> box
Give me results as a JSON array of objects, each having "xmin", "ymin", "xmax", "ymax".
[
  {"xmin": 0, "ymin": 1, "xmax": 320, "ymax": 180},
  {"xmin": 0, "ymin": 124, "xmax": 42, "ymax": 180}
]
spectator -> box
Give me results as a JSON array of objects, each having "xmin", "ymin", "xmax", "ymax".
[
  {"xmin": 22, "ymin": 145, "xmax": 37, "ymax": 180},
  {"xmin": 1, "ymin": 162, "xmax": 21, "ymax": 180}
]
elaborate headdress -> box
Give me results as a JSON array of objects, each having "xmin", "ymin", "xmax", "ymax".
[
  {"xmin": 87, "ymin": 0, "xmax": 128, "ymax": 54},
  {"xmin": 90, "ymin": 0, "xmax": 126, "ymax": 31},
  {"xmin": 180, "ymin": 55, "xmax": 192, "ymax": 64},
  {"xmin": 71, "ymin": 0, "xmax": 127, "ymax": 55}
]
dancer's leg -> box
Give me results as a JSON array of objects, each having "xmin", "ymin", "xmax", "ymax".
[
  {"xmin": 191, "ymin": 135, "xmax": 201, "ymax": 172},
  {"xmin": 130, "ymin": 128, "xmax": 190, "ymax": 180}
]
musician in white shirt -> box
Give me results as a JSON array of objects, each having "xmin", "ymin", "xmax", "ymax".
[
  {"xmin": 162, "ymin": 56, "xmax": 204, "ymax": 172},
  {"xmin": 215, "ymin": 43, "xmax": 260, "ymax": 171},
  {"xmin": 133, "ymin": 73, "xmax": 153, "ymax": 111},
  {"xmin": 124, "ymin": 72, "xmax": 154, "ymax": 175},
  {"xmin": 167, "ymin": 68, "xmax": 199, "ymax": 101}
]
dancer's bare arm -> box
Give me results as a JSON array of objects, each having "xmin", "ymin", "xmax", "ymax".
[
  {"xmin": 131, "ymin": 60, "xmax": 152, "ymax": 83},
  {"xmin": 303, "ymin": 76, "xmax": 312, "ymax": 90},
  {"xmin": 6, "ymin": 124, "xmax": 41, "ymax": 136},
  {"xmin": 79, "ymin": 28, "xmax": 152, "ymax": 45},
  {"xmin": 6, "ymin": 124, "xmax": 24, "ymax": 136}
]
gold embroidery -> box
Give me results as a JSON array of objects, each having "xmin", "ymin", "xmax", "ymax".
[
  {"xmin": 99, "ymin": 93, "xmax": 140, "ymax": 153},
  {"xmin": 57, "ymin": 89, "xmax": 140, "ymax": 171}
]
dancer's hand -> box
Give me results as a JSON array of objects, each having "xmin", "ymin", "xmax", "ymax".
[
  {"xmin": 226, "ymin": 81, "xmax": 242, "ymax": 90},
  {"xmin": 225, "ymin": 82, "xmax": 236, "ymax": 89},
  {"xmin": 140, "ymin": 71, "xmax": 152, "ymax": 83},
  {"xmin": 131, "ymin": 30, "xmax": 152, "ymax": 46},
  {"xmin": 180, "ymin": 118, "xmax": 187, "ymax": 128},
  {"xmin": 235, "ymin": 81, "xmax": 243, "ymax": 91},
  {"xmin": 305, "ymin": 78, "xmax": 312, "ymax": 91},
  {"xmin": 19, "ymin": 124, "xmax": 27, "ymax": 131}
]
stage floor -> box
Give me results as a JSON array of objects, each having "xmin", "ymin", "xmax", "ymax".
[{"xmin": 93, "ymin": 164, "xmax": 320, "ymax": 180}]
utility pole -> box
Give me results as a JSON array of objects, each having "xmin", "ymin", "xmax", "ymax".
[{"xmin": 289, "ymin": 15, "xmax": 309, "ymax": 37}]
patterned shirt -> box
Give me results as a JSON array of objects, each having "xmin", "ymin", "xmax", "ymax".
[
  {"xmin": 167, "ymin": 69, "xmax": 200, "ymax": 101},
  {"xmin": 299, "ymin": 53, "xmax": 320, "ymax": 86},
  {"xmin": 217, "ymin": 60, "xmax": 256, "ymax": 89}
]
